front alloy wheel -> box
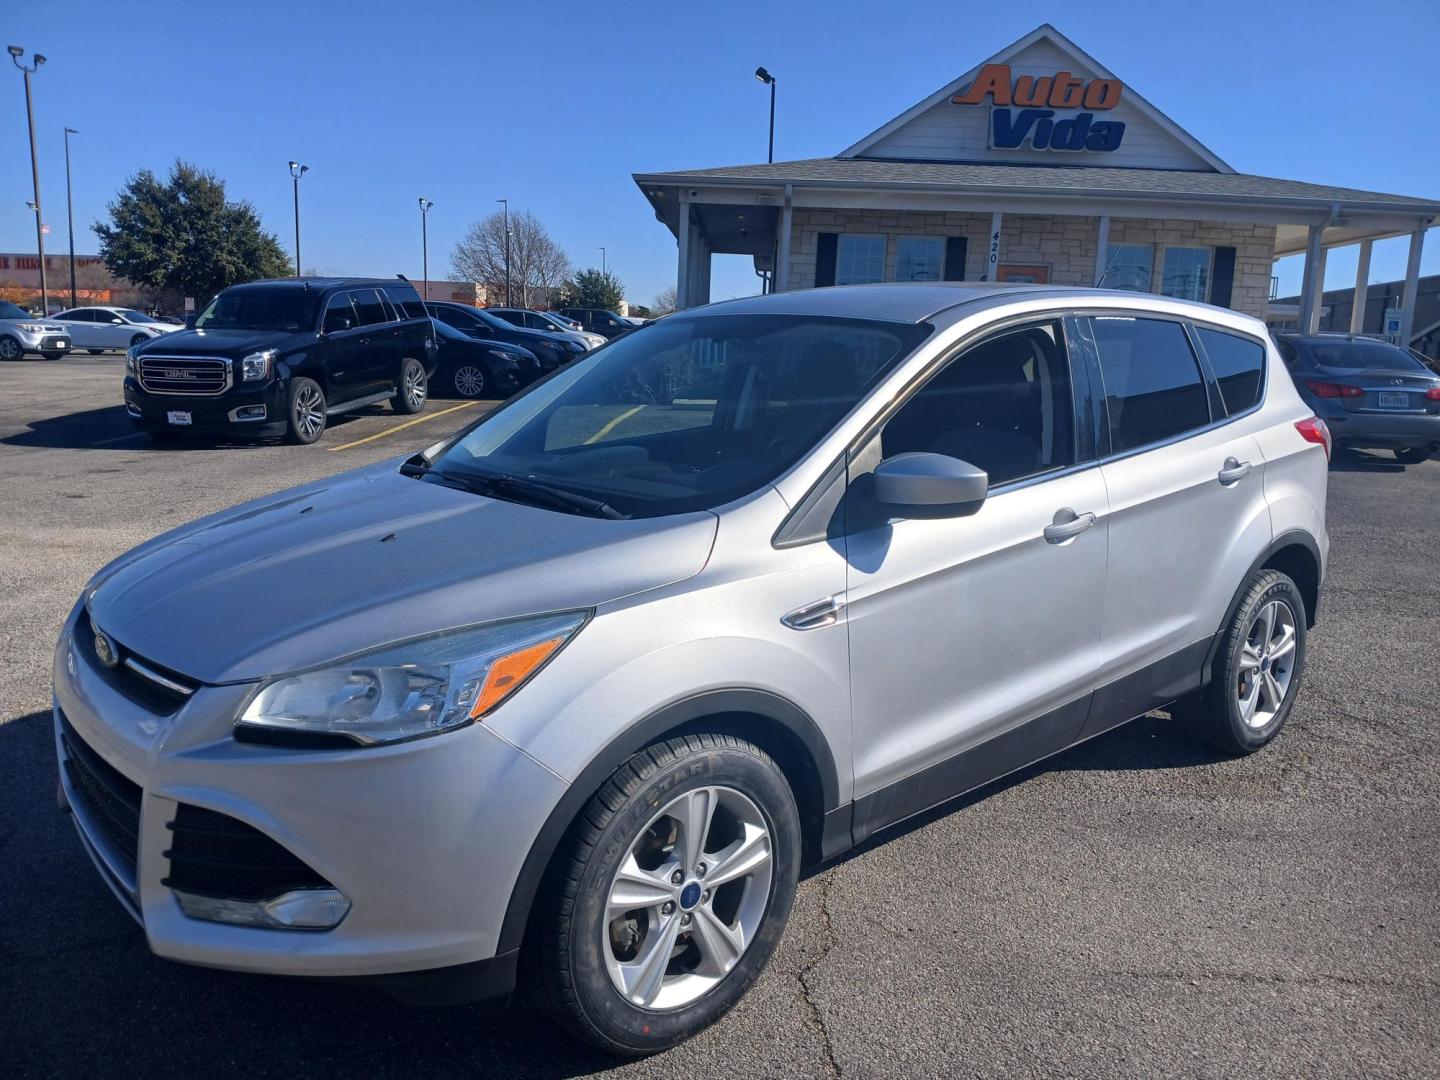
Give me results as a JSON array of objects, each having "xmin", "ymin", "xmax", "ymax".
[
  {"xmin": 285, "ymin": 377, "xmax": 327, "ymax": 444},
  {"xmin": 0, "ymin": 336, "xmax": 21, "ymax": 361},
  {"xmin": 450, "ymin": 363, "xmax": 487, "ymax": 399},
  {"xmin": 538, "ymin": 734, "xmax": 800, "ymax": 1055},
  {"xmin": 395, "ymin": 358, "xmax": 427, "ymax": 414}
]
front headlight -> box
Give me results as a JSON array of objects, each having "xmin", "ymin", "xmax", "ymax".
[
  {"xmin": 241, "ymin": 350, "xmax": 274, "ymax": 382},
  {"xmin": 18, "ymin": 322, "xmax": 47, "ymax": 333},
  {"xmin": 125, "ymin": 344, "xmax": 138, "ymax": 372},
  {"xmin": 235, "ymin": 611, "xmax": 588, "ymax": 746}
]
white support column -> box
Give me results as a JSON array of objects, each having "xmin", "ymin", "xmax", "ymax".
[
  {"xmin": 1349, "ymin": 239, "xmax": 1373, "ymax": 335},
  {"xmin": 691, "ymin": 233, "xmax": 712, "ymax": 308},
  {"xmin": 1307, "ymin": 245, "xmax": 1329, "ymax": 333},
  {"xmin": 1298, "ymin": 224, "xmax": 1324, "ymax": 333},
  {"xmin": 1093, "ymin": 215, "xmax": 1111, "ymax": 287},
  {"xmin": 775, "ymin": 184, "xmax": 794, "ymax": 293},
  {"xmin": 1398, "ymin": 225, "xmax": 1427, "ymax": 346},
  {"xmin": 982, "ymin": 212, "xmax": 1003, "ymax": 281},
  {"xmin": 676, "ymin": 197, "xmax": 692, "ymax": 310}
]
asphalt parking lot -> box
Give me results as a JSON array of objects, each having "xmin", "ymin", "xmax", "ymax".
[{"xmin": 1, "ymin": 355, "xmax": 1437, "ymax": 1078}]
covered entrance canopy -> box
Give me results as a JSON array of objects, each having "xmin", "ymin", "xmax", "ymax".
[{"xmin": 634, "ymin": 24, "xmax": 1438, "ymax": 342}]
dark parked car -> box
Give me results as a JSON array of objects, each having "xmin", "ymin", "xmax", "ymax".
[
  {"xmin": 432, "ymin": 317, "xmax": 540, "ymax": 399},
  {"xmin": 1275, "ymin": 333, "xmax": 1440, "ymax": 464},
  {"xmin": 125, "ymin": 278, "xmax": 437, "ymax": 445},
  {"xmin": 557, "ymin": 307, "xmax": 637, "ymax": 340},
  {"xmin": 425, "ymin": 301, "xmax": 583, "ymax": 373}
]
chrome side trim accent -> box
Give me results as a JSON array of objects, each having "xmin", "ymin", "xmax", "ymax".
[
  {"xmin": 782, "ymin": 596, "xmax": 845, "ymax": 631},
  {"xmin": 123, "ymin": 656, "xmax": 195, "ymax": 697}
]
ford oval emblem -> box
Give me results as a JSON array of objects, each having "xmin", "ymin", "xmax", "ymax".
[{"xmin": 93, "ymin": 629, "xmax": 119, "ymax": 669}]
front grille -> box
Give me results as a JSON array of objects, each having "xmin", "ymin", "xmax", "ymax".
[
  {"xmin": 138, "ymin": 355, "xmax": 230, "ymax": 396},
  {"xmin": 59, "ymin": 711, "xmax": 142, "ymax": 871},
  {"xmin": 163, "ymin": 804, "xmax": 333, "ymax": 901},
  {"xmin": 77, "ymin": 609, "xmax": 197, "ymax": 714}
]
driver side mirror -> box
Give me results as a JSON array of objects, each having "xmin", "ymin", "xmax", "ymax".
[
  {"xmin": 111, "ymin": 317, "xmax": 125, "ymax": 324},
  {"xmin": 873, "ymin": 452, "xmax": 988, "ymax": 517}
]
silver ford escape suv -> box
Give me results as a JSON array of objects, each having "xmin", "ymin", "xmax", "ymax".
[{"xmin": 54, "ymin": 284, "xmax": 1329, "ymax": 1054}]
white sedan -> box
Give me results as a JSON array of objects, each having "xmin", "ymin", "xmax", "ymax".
[{"xmin": 50, "ymin": 306, "xmax": 179, "ymax": 352}]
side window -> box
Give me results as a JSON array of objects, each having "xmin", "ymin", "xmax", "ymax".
[
  {"xmin": 322, "ymin": 293, "xmax": 356, "ymax": 333},
  {"xmin": 1196, "ymin": 327, "xmax": 1264, "ymax": 414},
  {"xmin": 1276, "ymin": 339, "xmax": 1299, "ymax": 367},
  {"xmin": 383, "ymin": 285, "xmax": 423, "ymax": 319},
  {"xmin": 1090, "ymin": 316, "xmax": 1210, "ymax": 453},
  {"xmin": 350, "ymin": 289, "xmax": 388, "ymax": 326},
  {"xmin": 881, "ymin": 321, "xmax": 1075, "ymax": 487}
]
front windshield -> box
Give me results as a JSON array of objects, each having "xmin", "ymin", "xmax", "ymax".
[
  {"xmin": 1304, "ymin": 339, "xmax": 1427, "ymax": 373},
  {"xmin": 195, "ymin": 287, "xmax": 319, "ymax": 332},
  {"xmin": 432, "ymin": 313, "xmax": 931, "ymax": 517},
  {"xmin": 0, "ymin": 301, "xmax": 31, "ymax": 319},
  {"xmin": 117, "ymin": 308, "xmax": 158, "ymax": 324}
]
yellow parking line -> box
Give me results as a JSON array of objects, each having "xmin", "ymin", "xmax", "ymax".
[
  {"xmin": 584, "ymin": 404, "xmax": 643, "ymax": 444},
  {"xmin": 327, "ymin": 401, "xmax": 479, "ymax": 452}
]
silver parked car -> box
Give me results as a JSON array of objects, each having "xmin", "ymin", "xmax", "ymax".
[
  {"xmin": 0, "ymin": 298, "xmax": 72, "ymax": 359},
  {"xmin": 488, "ymin": 306, "xmax": 606, "ymax": 350},
  {"xmin": 54, "ymin": 285, "xmax": 1329, "ymax": 1054},
  {"xmin": 50, "ymin": 305, "xmax": 178, "ymax": 352}
]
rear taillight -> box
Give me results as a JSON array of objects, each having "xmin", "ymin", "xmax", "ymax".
[
  {"xmin": 1304, "ymin": 380, "xmax": 1363, "ymax": 399},
  {"xmin": 1295, "ymin": 416, "xmax": 1332, "ymax": 461},
  {"xmin": 1426, "ymin": 387, "xmax": 1440, "ymax": 401}
]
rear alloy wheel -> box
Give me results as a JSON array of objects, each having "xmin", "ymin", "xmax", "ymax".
[
  {"xmin": 450, "ymin": 363, "xmax": 488, "ymax": 399},
  {"xmin": 394, "ymin": 358, "xmax": 427, "ymax": 414},
  {"xmin": 0, "ymin": 335, "xmax": 21, "ymax": 361},
  {"xmin": 1174, "ymin": 569, "xmax": 1307, "ymax": 755},
  {"xmin": 538, "ymin": 734, "xmax": 799, "ymax": 1055},
  {"xmin": 285, "ymin": 377, "xmax": 327, "ymax": 444},
  {"xmin": 1395, "ymin": 447, "xmax": 1431, "ymax": 465}
]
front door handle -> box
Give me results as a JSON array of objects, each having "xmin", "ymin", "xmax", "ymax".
[
  {"xmin": 1044, "ymin": 508, "xmax": 1097, "ymax": 544},
  {"xmin": 1218, "ymin": 457, "xmax": 1253, "ymax": 486}
]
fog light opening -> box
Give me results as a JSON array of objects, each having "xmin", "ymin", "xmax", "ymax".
[
  {"xmin": 172, "ymin": 887, "xmax": 351, "ymax": 930},
  {"xmin": 126, "ymin": 402, "xmax": 142, "ymax": 418},
  {"xmin": 231, "ymin": 404, "xmax": 268, "ymax": 422}
]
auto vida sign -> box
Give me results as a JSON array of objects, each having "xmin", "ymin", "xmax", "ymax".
[{"xmin": 951, "ymin": 64, "xmax": 1126, "ymax": 153}]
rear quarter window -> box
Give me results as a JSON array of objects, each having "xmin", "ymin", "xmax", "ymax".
[
  {"xmin": 383, "ymin": 285, "xmax": 426, "ymax": 320},
  {"xmin": 1196, "ymin": 327, "xmax": 1265, "ymax": 414}
]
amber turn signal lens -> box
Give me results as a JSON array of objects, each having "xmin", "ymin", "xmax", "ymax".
[{"xmin": 470, "ymin": 637, "xmax": 567, "ymax": 718}]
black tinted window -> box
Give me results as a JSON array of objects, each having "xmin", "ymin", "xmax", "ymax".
[
  {"xmin": 62, "ymin": 309, "xmax": 95, "ymax": 321},
  {"xmin": 1091, "ymin": 317, "xmax": 1210, "ymax": 453},
  {"xmin": 883, "ymin": 322, "xmax": 1074, "ymax": 486},
  {"xmin": 350, "ymin": 289, "xmax": 388, "ymax": 326},
  {"xmin": 322, "ymin": 294, "xmax": 356, "ymax": 333},
  {"xmin": 1197, "ymin": 328, "xmax": 1264, "ymax": 414},
  {"xmin": 1301, "ymin": 338, "xmax": 1428, "ymax": 373},
  {"xmin": 383, "ymin": 285, "xmax": 424, "ymax": 319}
]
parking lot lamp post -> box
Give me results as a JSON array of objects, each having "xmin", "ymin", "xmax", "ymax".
[
  {"xmin": 755, "ymin": 66, "xmax": 776, "ymax": 164},
  {"xmin": 418, "ymin": 198, "xmax": 433, "ymax": 301},
  {"xmin": 288, "ymin": 161, "xmax": 308, "ymax": 277},
  {"xmin": 64, "ymin": 126, "xmax": 77, "ymax": 307},
  {"xmin": 599, "ymin": 246, "xmax": 606, "ymax": 276},
  {"xmin": 496, "ymin": 198, "xmax": 511, "ymax": 306},
  {"xmin": 10, "ymin": 46, "xmax": 48, "ymax": 314}
]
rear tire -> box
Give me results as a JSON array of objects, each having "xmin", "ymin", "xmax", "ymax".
[
  {"xmin": 536, "ymin": 734, "xmax": 800, "ymax": 1055},
  {"xmin": 284, "ymin": 377, "xmax": 327, "ymax": 444},
  {"xmin": 394, "ymin": 358, "xmax": 427, "ymax": 414},
  {"xmin": 1395, "ymin": 447, "xmax": 1430, "ymax": 465},
  {"xmin": 1175, "ymin": 569, "xmax": 1307, "ymax": 755}
]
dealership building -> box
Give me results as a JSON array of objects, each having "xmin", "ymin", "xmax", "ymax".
[{"xmin": 636, "ymin": 24, "xmax": 1438, "ymax": 344}]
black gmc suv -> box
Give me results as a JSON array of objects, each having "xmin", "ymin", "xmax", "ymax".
[{"xmin": 125, "ymin": 277, "xmax": 437, "ymax": 445}]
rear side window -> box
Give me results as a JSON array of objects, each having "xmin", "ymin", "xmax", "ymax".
[
  {"xmin": 383, "ymin": 285, "xmax": 425, "ymax": 320},
  {"xmin": 350, "ymin": 289, "xmax": 389, "ymax": 327},
  {"xmin": 1090, "ymin": 316, "xmax": 1210, "ymax": 453},
  {"xmin": 1196, "ymin": 327, "xmax": 1264, "ymax": 414}
]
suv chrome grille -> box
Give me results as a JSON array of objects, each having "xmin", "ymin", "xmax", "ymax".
[
  {"xmin": 77, "ymin": 609, "xmax": 198, "ymax": 713},
  {"xmin": 138, "ymin": 355, "xmax": 231, "ymax": 396}
]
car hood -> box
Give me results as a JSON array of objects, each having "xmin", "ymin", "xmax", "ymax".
[
  {"xmin": 85, "ymin": 461, "xmax": 718, "ymax": 684},
  {"xmin": 134, "ymin": 327, "xmax": 307, "ymax": 357}
]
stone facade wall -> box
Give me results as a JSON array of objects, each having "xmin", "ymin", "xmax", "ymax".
[{"xmin": 785, "ymin": 209, "xmax": 1277, "ymax": 319}]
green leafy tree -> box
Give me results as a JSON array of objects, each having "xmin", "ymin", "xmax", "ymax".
[
  {"xmin": 562, "ymin": 267, "xmax": 625, "ymax": 312},
  {"xmin": 94, "ymin": 161, "xmax": 292, "ymax": 309}
]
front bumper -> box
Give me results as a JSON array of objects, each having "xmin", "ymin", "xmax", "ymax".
[
  {"xmin": 52, "ymin": 601, "xmax": 565, "ymax": 999},
  {"xmin": 15, "ymin": 327, "xmax": 71, "ymax": 354},
  {"xmin": 124, "ymin": 376, "xmax": 289, "ymax": 437}
]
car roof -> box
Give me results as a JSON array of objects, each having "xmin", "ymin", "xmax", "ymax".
[
  {"xmin": 685, "ymin": 283, "xmax": 1246, "ymax": 326},
  {"xmin": 233, "ymin": 277, "xmax": 414, "ymax": 293}
]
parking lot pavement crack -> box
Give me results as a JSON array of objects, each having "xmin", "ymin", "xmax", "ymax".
[
  {"xmin": 797, "ymin": 870, "xmax": 842, "ymax": 1078},
  {"xmin": 1107, "ymin": 968, "xmax": 1435, "ymax": 991}
]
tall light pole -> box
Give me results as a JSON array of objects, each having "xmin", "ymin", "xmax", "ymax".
[
  {"xmin": 10, "ymin": 46, "xmax": 48, "ymax": 314},
  {"xmin": 64, "ymin": 126, "xmax": 78, "ymax": 307},
  {"xmin": 496, "ymin": 198, "xmax": 511, "ymax": 306},
  {"xmin": 755, "ymin": 66, "xmax": 776, "ymax": 164},
  {"xmin": 599, "ymin": 246, "xmax": 607, "ymax": 276},
  {"xmin": 418, "ymin": 198, "xmax": 433, "ymax": 301},
  {"xmin": 288, "ymin": 161, "xmax": 308, "ymax": 277}
]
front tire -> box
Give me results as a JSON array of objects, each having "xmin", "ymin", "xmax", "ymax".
[
  {"xmin": 284, "ymin": 377, "xmax": 327, "ymax": 444},
  {"xmin": 1176, "ymin": 569, "xmax": 1307, "ymax": 755},
  {"xmin": 394, "ymin": 358, "xmax": 427, "ymax": 414},
  {"xmin": 537, "ymin": 734, "xmax": 800, "ymax": 1055},
  {"xmin": 130, "ymin": 333, "xmax": 149, "ymax": 349},
  {"xmin": 0, "ymin": 335, "xmax": 22, "ymax": 361},
  {"xmin": 1395, "ymin": 446, "xmax": 1430, "ymax": 465},
  {"xmin": 449, "ymin": 362, "xmax": 488, "ymax": 399}
]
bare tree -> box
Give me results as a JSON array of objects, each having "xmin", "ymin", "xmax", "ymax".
[
  {"xmin": 652, "ymin": 286, "xmax": 678, "ymax": 315},
  {"xmin": 449, "ymin": 210, "xmax": 572, "ymax": 307}
]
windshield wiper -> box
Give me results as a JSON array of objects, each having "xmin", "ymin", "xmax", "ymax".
[{"xmin": 428, "ymin": 469, "xmax": 628, "ymax": 520}]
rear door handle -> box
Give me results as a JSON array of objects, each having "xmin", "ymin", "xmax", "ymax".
[
  {"xmin": 1218, "ymin": 457, "xmax": 1253, "ymax": 486},
  {"xmin": 1043, "ymin": 508, "xmax": 1096, "ymax": 544}
]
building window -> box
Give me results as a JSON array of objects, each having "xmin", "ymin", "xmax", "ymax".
[
  {"xmin": 1160, "ymin": 246, "xmax": 1212, "ymax": 302},
  {"xmin": 1101, "ymin": 244, "xmax": 1153, "ymax": 292},
  {"xmin": 836, "ymin": 234, "xmax": 886, "ymax": 285},
  {"xmin": 895, "ymin": 237, "xmax": 944, "ymax": 282}
]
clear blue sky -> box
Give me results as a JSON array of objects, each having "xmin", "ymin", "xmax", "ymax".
[{"xmin": 4, "ymin": 0, "xmax": 1437, "ymax": 307}]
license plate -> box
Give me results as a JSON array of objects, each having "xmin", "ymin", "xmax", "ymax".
[
  {"xmin": 1377, "ymin": 391, "xmax": 1409, "ymax": 409},
  {"xmin": 54, "ymin": 338, "xmax": 70, "ymax": 349},
  {"xmin": 166, "ymin": 411, "xmax": 192, "ymax": 426}
]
